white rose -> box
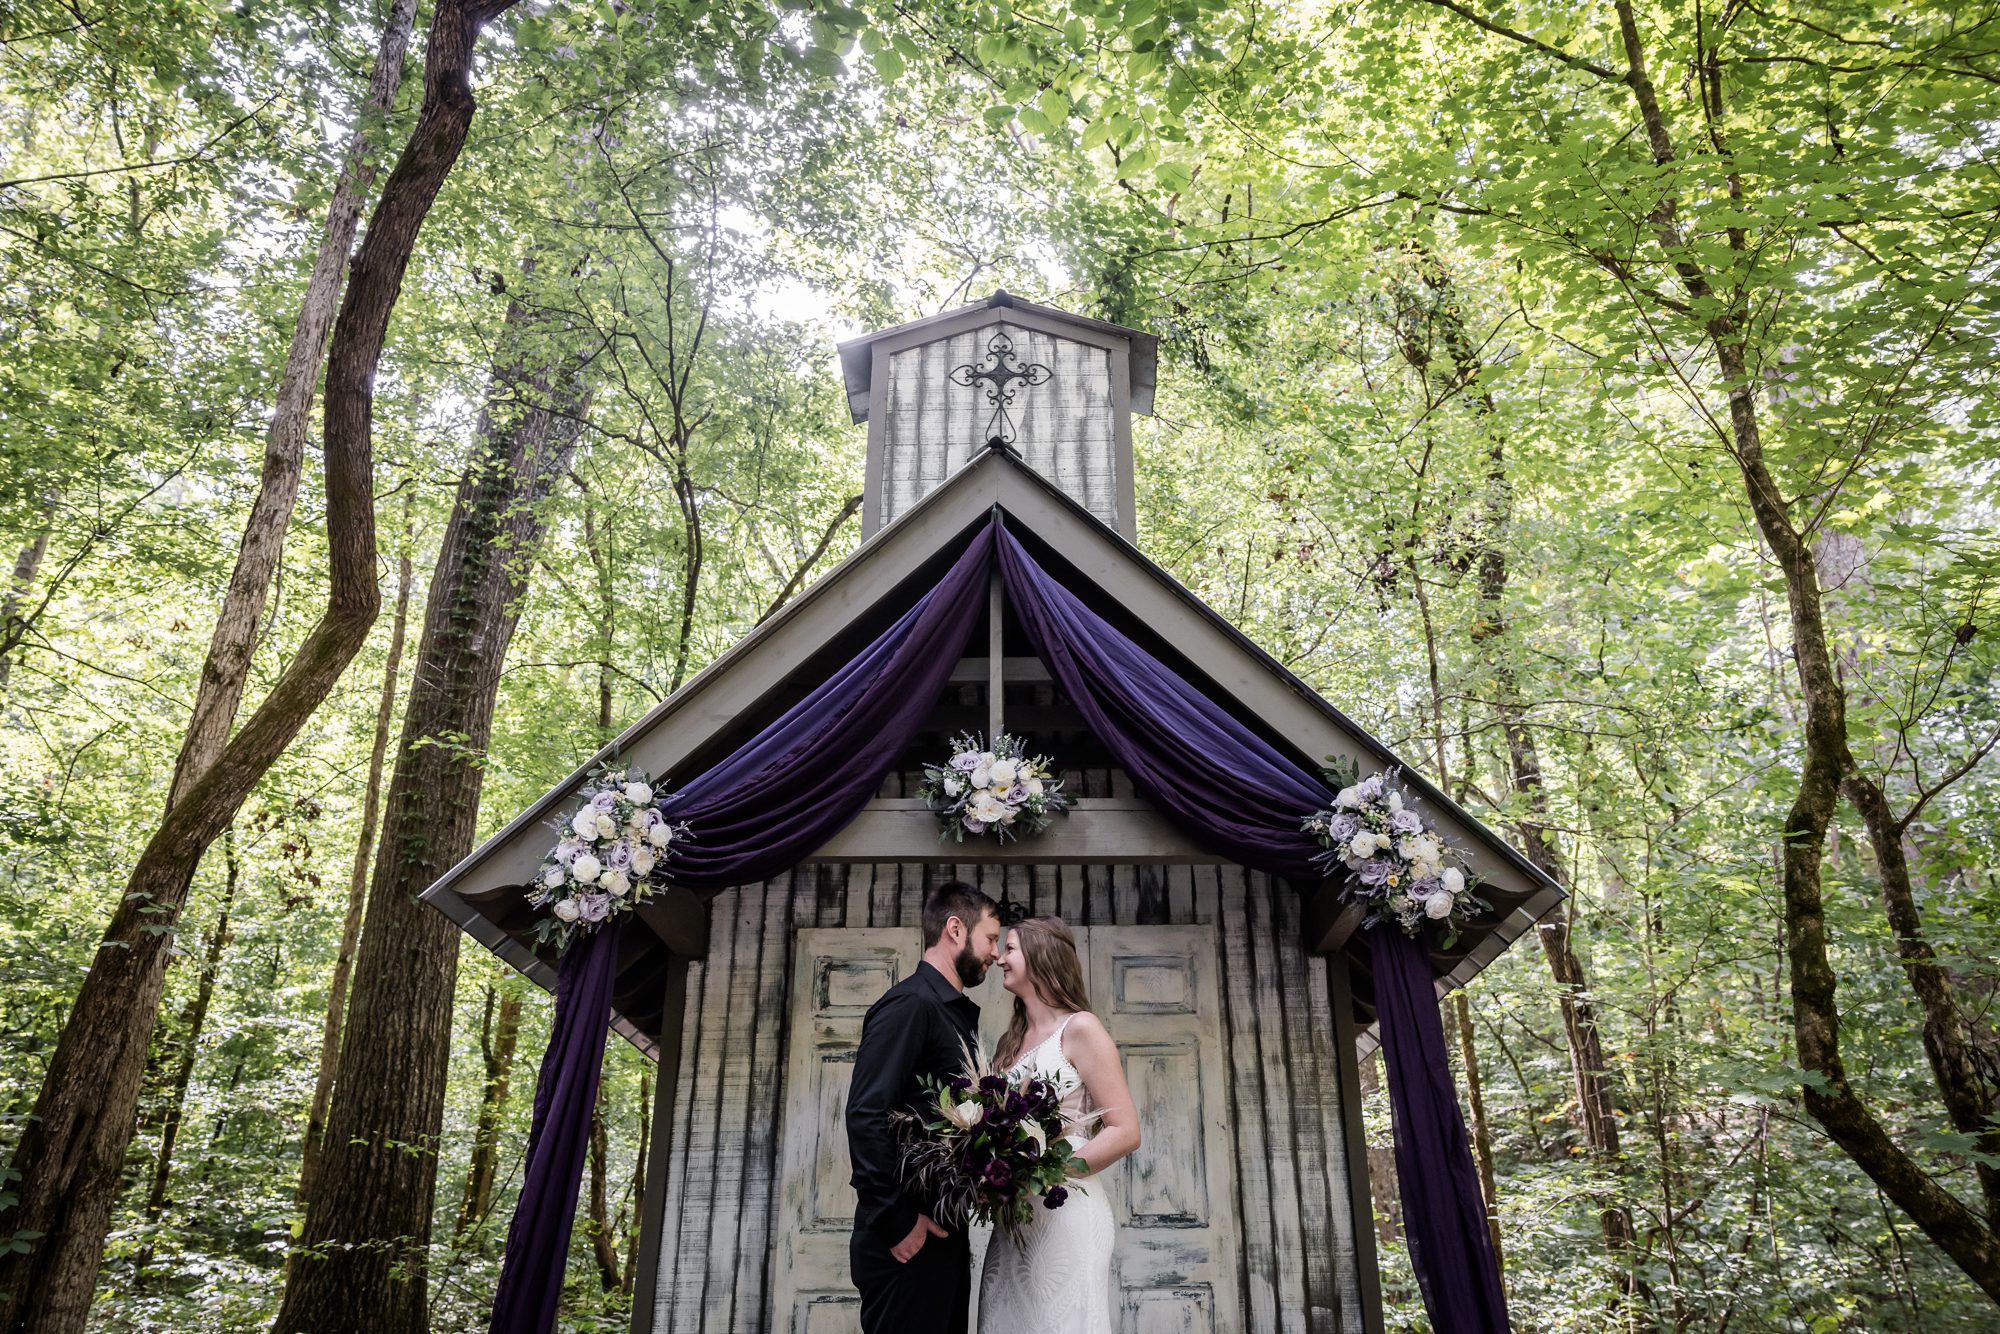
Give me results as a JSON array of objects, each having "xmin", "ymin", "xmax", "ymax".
[
  {"xmin": 553, "ymin": 899, "xmax": 581, "ymax": 923},
  {"xmin": 595, "ymin": 813, "xmax": 617, "ymax": 839},
  {"xmin": 978, "ymin": 751, "xmax": 996, "ymax": 768},
  {"xmin": 971, "ymin": 766, "xmax": 991, "ymax": 789},
  {"xmin": 1334, "ymin": 786, "xmax": 1360, "ymax": 810},
  {"xmin": 631, "ymin": 846, "xmax": 656, "ymax": 876},
  {"xmin": 943, "ymin": 1099, "xmax": 983, "ymax": 1131},
  {"xmin": 1442, "ymin": 867, "xmax": 1466, "ymax": 895},
  {"xmin": 1419, "ymin": 835, "xmax": 1444, "ymax": 864},
  {"xmin": 571, "ymin": 852, "xmax": 602, "ymax": 884},
  {"xmin": 571, "ymin": 808, "xmax": 598, "ymax": 838},
  {"xmin": 943, "ymin": 776, "xmax": 964, "ymax": 797},
  {"xmin": 648, "ymin": 823, "xmax": 671, "ymax": 848},
  {"xmin": 1425, "ymin": 892, "xmax": 1455, "ymax": 920},
  {"xmin": 623, "ymin": 781, "xmax": 654, "ymax": 805},
  {"xmin": 602, "ymin": 869, "xmax": 632, "ymax": 898},
  {"xmin": 1398, "ymin": 836, "xmax": 1424, "ymax": 862},
  {"xmin": 1026, "ymin": 777, "xmax": 1044, "ymax": 796},
  {"xmin": 971, "ymin": 794, "xmax": 1008, "ymax": 823},
  {"xmin": 1349, "ymin": 831, "xmax": 1377, "ymax": 858},
  {"xmin": 989, "ymin": 759, "xmax": 1018, "ymax": 787},
  {"xmin": 541, "ymin": 866, "xmax": 566, "ymax": 890}
]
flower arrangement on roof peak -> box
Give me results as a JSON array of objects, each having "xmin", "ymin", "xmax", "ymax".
[
  {"xmin": 1302, "ymin": 758, "xmax": 1491, "ymax": 948},
  {"xmin": 529, "ymin": 759, "xmax": 689, "ymax": 951},
  {"xmin": 918, "ymin": 732, "xmax": 1069, "ymax": 842}
]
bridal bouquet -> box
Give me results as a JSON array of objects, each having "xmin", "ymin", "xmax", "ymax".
[
  {"xmin": 529, "ymin": 761, "xmax": 688, "ymax": 951},
  {"xmin": 1302, "ymin": 759, "xmax": 1491, "ymax": 947},
  {"xmin": 896, "ymin": 1043, "xmax": 1089, "ymax": 1228},
  {"xmin": 916, "ymin": 732, "xmax": 1069, "ymax": 843}
]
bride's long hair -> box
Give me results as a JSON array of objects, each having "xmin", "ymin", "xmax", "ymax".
[{"xmin": 993, "ymin": 915, "xmax": 1093, "ymax": 1069}]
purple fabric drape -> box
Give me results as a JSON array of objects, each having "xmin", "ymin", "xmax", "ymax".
[
  {"xmin": 488, "ymin": 916, "xmax": 623, "ymax": 1334},
  {"xmin": 489, "ymin": 513, "xmax": 1511, "ymax": 1333},
  {"xmin": 1372, "ymin": 928, "xmax": 1512, "ymax": 1333}
]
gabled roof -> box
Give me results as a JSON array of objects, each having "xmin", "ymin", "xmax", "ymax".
[
  {"xmin": 422, "ymin": 448, "xmax": 1562, "ymax": 1054},
  {"xmin": 834, "ymin": 290, "xmax": 1160, "ymax": 422}
]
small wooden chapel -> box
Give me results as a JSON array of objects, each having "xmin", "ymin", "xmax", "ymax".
[{"xmin": 423, "ymin": 292, "xmax": 1562, "ymax": 1334}]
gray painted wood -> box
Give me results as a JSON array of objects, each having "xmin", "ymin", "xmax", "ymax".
[{"xmin": 642, "ymin": 864, "xmax": 1367, "ymax": 1333}]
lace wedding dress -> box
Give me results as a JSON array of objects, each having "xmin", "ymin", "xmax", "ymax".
[{"xmin": 977, "ymin": 1015, "xmax": 1115, "ymax": 1333}]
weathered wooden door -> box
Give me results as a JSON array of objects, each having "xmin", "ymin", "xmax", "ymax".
[
  {"xmin": 772, "ymin": 928, "xmax": 920, "ymax": 1334},
  {"xmin": 770, "ymin": 925, "xmax": 1240, "ymax": 1334}
]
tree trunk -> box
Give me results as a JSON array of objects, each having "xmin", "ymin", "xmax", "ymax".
[
  {"xmin": 0, "ymin": 2, "xmax": 508, "ymax": 1322},
  {"xmin": 297, "ymin": 522, "xmax": 415, "ymax": 1208},
  {"xmin": 0, "ymin": 520, "xmax": 51, "ymax": 694},
  {"xmin": 131, "ymin": 830, "xmax": 241, "ymax": 1284},
  {"xmin": 453, "ymin": 984, "xmax": 524, "ymax": 1241},
  {"xmin": 587, "ymin": 1088, "xmax": 621, "ymax": 1292},
  {"xmin": 1609, "ymin": 0, "xmax": 2000, "ymax": 1299},
  {"xmin": 1451, "ymin": 991, "xmax": 1505, "ymax": 1274},
  {"xmin": 276, "ymin": 297, "xmax": 586, "ymax": 1332}
]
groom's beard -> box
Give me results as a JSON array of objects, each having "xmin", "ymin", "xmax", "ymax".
[{"xmin": 954, "ymin": 940, "xmax": 988, "ymax": 988}]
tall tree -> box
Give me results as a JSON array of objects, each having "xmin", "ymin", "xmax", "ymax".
[
  {"xmin": 277, "ymin": 297, "xmax": 587, "ymax": 1331},
  {"xmin": 0, "ymin": 0, "xmax": 518, "ymax": 1320}
]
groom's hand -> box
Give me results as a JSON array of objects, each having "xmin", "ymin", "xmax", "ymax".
[{"xmin": 890, "ymin": 1214, "xmax": 949, "ymax": 1263}]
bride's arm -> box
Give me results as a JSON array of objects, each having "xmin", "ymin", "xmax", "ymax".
[{"xmin": 1062, "ymin": 1012, "xmax": 1140, "ymax": 1175}]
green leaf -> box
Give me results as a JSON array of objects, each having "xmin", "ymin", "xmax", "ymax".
[{"xmin": 983, "ymin": 103, "xmax": 1017, "ymax": 130}]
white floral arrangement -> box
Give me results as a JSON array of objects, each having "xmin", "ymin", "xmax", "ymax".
[
  {"xmin": 529, "ymin": 761, "xmax": 688, "ymax": 951},
  {"xmin": 917, "ymin": 732, "xmax": 1069, "ymax": 842},
  {"xmin": 1302, "ymin": 759, "xmax": 1490, "ymax": 946}
]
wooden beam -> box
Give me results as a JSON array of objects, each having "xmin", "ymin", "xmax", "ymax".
[
  {"xmin": 1325, "ymin": 956, "xmax": 1388, "ymax": 1334},
  {"xmin": 803, "ymin": 797, "xmax": 1226, "ymax": 865},
  {"xmin": 635, "ymin": 886, "xmax": 709, "ymax": 959},
  {"xmin": 947, "ymin": 656, "xmax": 1052, "ymax": 685},
  {"xmin": 628, "ymin": 954, "xmax": 691, "ymax": 1334},
  {"xmin": 1302, "ymin": 879, "xmax": 1366, "ymax": 956}
]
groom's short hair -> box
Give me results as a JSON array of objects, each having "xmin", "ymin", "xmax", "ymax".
[{"xmin": 922, "ymin": 880, "xmax": 997, "ymax": 948}]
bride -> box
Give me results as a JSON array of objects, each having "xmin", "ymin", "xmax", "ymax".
[{"xmin": 978, "ymin": 916, "xmax": 1141, "ymax": 1333}]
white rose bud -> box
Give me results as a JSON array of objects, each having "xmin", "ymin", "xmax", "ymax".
[
  {"xmin": 595, "ymin": 813, "xmax": 617, "ymax": 839},
  {"xmin": 631, "ymin": 845, "xmax": 656, "ymax": 876},
  {"xmin": 1442, "ymin": 867, "xmax": 1466, "ymax": 895},
  {"xmin": 1388, "ymin": 790, "xmax": 1404, "ymax": 813},
  {"xmin": 623, "ymin": 782, "xmax": 654, "ymax": 805},
  {"xmin": 971, "ymin": 767, "xmax": 991, "ymax": 789},
  {"xmin": 571, "ymin": 853, "xmax": 602, "ymax": 884},
  {"xmin": 553, "ymin": 899, "xmax": 581, "ymax": 923},
  {"xmin": 602, "ymin": 869, "xmax": 632, "ymax": 898},
  {"xmin": 571, "ymin": 808, "xmax": 598, "ymax": 838},
  {"xmin": 1425, "ymin": 892, "xmax": 1455, "ymax": 920},
  {"xmin": 648, "ymin": 823, "xmax": 671, "ymax": 848},
  {"xmin": 542, "ymin": 866, "xmax": 565, "ymax": 890}
]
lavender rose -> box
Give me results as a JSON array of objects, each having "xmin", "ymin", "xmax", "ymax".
[
  {"xmin": 1325, "ymin": 813, "xmax": 1360, "ymax": 842},
  {"xmin": 951, "ymin": 751, "xmax": 982, "ymax": 773},
  {"xmin": 962, "ymin": 816, "xmax": 987, "ymax": 834},
  {"xmin": 1357, "ymin": 856, "xmax": 1395, "ymax": 887},
  {"xmin": 1389, "ymin": 808, "xmax": 1424, "ymax": 835},
  {"xmin": 577, "ymin": 893, "xmax": 612, "ymax": 923},
  {"xmin": 590, "ymin": 790, "xmax": 619, "ymax": 812},
  {"xmin": 606, "ymin": 839, "xmax": 635, "ymax": 870}
]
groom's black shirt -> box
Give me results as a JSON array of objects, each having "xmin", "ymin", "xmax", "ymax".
[{"xmin": 846, "ymin": 959, "xmax": 981, "ymax": 1246}]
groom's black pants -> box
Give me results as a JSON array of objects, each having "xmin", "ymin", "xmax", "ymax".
[{"xmin": 850, "ymin": 1228, "xmax": 971, "ymax": 1334}]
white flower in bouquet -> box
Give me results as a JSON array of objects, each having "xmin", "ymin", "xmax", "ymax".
[
  {"xmin": 1398, "ymin": 835, "xmax": 1425, "ymax": 862},
  {"xmin": 940, "ymin": 1094, "xmax": 983, "ymax": 1130},
  {"xmin": 970, "ymin": 793, "xmax": 1008, "ymax": 824},
  {"xmin": 1443, "ymin": 867, "xmax": 1466, "ymax": 896},
  {"xmin": 631, "ymin": 845, "xmax": 657, "ymax": 876},
  {"xmin": 622, "ymin": 781, "xmax": 654, "ymax": 805},
  {"xmin": 649, "ymin": 822, "xmax": 673, "ymax": 848},
  {"xmin": 943, "ymin": 776, "xmax": 964, "ymax": 797},
  {"xmin": 571, "ymin": 808, "xmax": 600, "ymax": 838},
  {"xmin": 989, "ymin": 758, "xmax": 1018, "ymax": 787},
  {"xmin": 570, "ymin": 852, "xmax": 602, "ymax": 884},
  {"xmin": 554, "ymin": 898, "xmax": 581, "ymax": 922},
  {"xmin": 979, "ymin": 751, "xmax": 996, "ymax": 768},
  {"xmin": 1335, "ymin": 786, "xmax": 1360, "ymax": 810},
  {"xmin": 1388, "ymin": 790, "xmax": 1404, "ymax": 814},
  {"xmin": 1026, "ymin": 777, "xmax": 1044, "ymax": 796},
  {"xmin": 602, "ymin": 869, "xmax": 632, "ymax": 898},
  {"xmin": 971, "ymin": 765, "xmax": 991, "ymax": 789},
  {"xmin": 541, "ymin": 866, "xmax": 565, "ymax": 890},
  {"xmin": 592, "ymin": 812, "xmax": 614, "ymax": 839},
  {"xmin": 1349, "ymin": 831, "xmax": 1378, "ymax": 857},
  {"xmin": 1425, "ymin": 891, "xmax": 1456, "ymax": 919}
]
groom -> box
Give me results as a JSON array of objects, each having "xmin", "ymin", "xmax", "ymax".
[{"xmin": 846, "ymin": 881, "xmax": 1002, "ymax": 1334}]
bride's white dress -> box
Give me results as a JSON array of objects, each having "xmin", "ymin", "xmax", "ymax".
[{"xmin": 977, "ymin": 1015, "xmax": 1115, "ymax": 1333}]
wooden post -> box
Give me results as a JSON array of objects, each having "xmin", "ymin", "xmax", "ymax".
[
  {"xmin": 628, "ymin": 953, "xmax": 691, "ymax": 1334},
  {"xmin": 1327, "ymin": 953, "xmax": 1388, "ymax": 1334},
  {"xmin": 987, "ymin": 568, "xmax": 1004, "ymax": 742}
]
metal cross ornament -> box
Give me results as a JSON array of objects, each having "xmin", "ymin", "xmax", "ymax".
[{"xmin": 949, "ymin": 331, "xmax": 1053, "ymax": 450}]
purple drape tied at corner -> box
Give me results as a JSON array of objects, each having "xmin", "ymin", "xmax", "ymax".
[
  {"xmin": 488, "ymin": 916, "xmax": 623, "ymax": 1334},
  {"xmin": 1373, "ymin": 928, "xmax": 1512, "ymax": 1333},
  {"xmin": 491, "ymin": 514, "xmax": 1509, "ymax": 1333}
]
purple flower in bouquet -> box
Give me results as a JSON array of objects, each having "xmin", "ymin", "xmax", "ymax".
[
  {"xmin": 962, "ymin": 816, "xmax": 987, "ymax": 834},
  {"xmin": 951, "ymin": 751, "xmax": 982, "ymax": 773},
  {"xmin": 982, "ymin": 1159, "xmax": 1014, "ymax": 1190},
  {"xmin": 1325, "ymin": 813, "xmax": 1360, "ymax": 842},
  {"xmin": 578, "ymin": 893, "xmax": 612, "ymax": 922},
  {"xmin": 1043, "ymin": 1186, "xmax": 1069, "ymax": 1209},
  {"xmin": 1005, "ymin": 784, "xmax": 1028, "ymax": 802},
  {"xmin": 555, "ymin": 837, "xmax": 582, "ymax": 863},
  {"xmin": 591, "ymin": 790, "xmax": 619, "ymax": 812},
  {"xmin": 606, "ymin": 839, "xmax": 635, "ymax": 870},
  {"xmin": 949, "ymin": 1074, "xmax": 972, "ymax": 1095},
  {"xmin": 1411, "ymin": 874, "xmax": 1441, "ymax": 898},
  {"xmin": 1389, "ymin": 808, "xmax": 1424, "ymax": 835},
  {"xmin": 979, "ymin": 1074, "xmax": 1008, "ymax": 1096},
  {"xmin": 1357, "ymin": 857, "xmax": 1395, "ymax": 887}
]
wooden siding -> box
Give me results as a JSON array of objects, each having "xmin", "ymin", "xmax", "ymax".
[
  {"xmin": 878, "ymin": 322, "xmax": 1118, "ymax": 532},
  {"xmin": 641, "ymin": 863, "xmax": 1369, "ymax": 1334}
]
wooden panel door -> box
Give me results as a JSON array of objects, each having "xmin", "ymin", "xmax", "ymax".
[
  {"xmin": 772, "ymin": 929, "xmax": 921, "ymax": 1334},
  {"xmin": 1089, "ymin": 926, "xmax": 1242, "ymax": 1334}
]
